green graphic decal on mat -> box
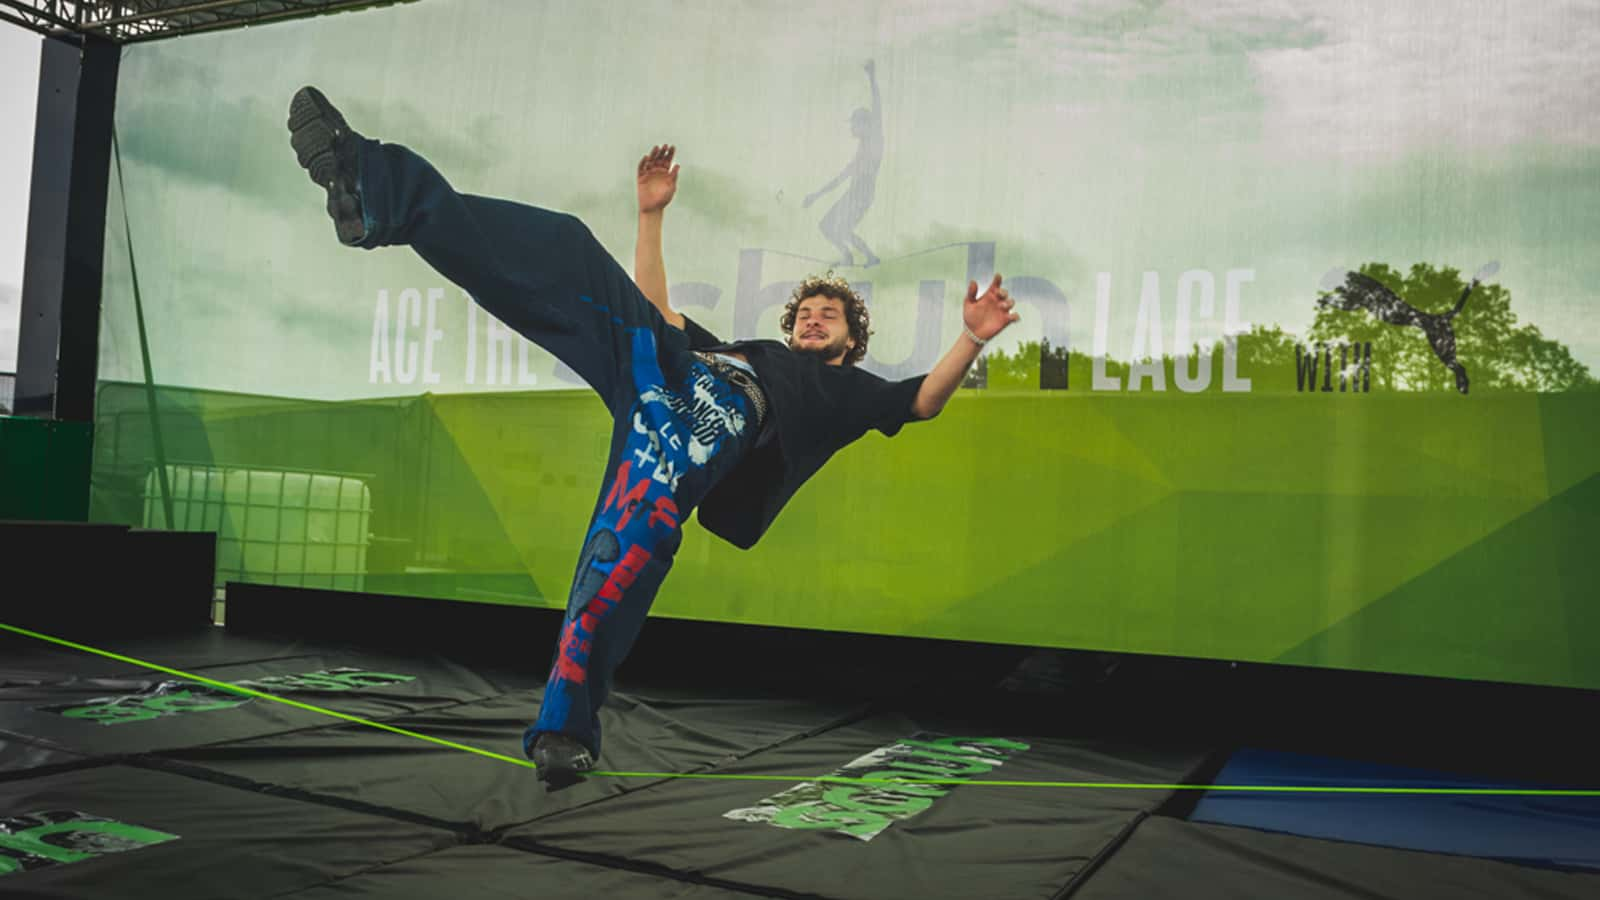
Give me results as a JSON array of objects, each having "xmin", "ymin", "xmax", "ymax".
[
  {"xmin": 41, "ymin": 668, "xmax": 417, "ymax": 725},
  {"xmin": 0, "ymin": 811, "xmax": 179, "ymax": 877},
  {"xmin": 725, "ymin": 734, "xmax": 1030, "ymax": 841}
]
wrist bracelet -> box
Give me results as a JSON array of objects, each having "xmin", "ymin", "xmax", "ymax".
[{"xmin": 963, "ymin": 325, "xmax": 988, "ymax": 348}]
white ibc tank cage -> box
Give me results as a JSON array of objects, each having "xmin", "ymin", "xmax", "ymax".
[{"xmin": 142, "ymin": 465, "xmax": 371, "ymax": 590}]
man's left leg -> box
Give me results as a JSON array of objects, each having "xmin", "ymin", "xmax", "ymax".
[
  {"xmin": 526, "ymin": 331, "xmax": 757, "ymax": 781},
  {"xmin": 527, "ymin": 450, "xmax": 681, "ymax": 778}
]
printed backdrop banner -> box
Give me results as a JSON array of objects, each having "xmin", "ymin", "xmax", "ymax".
[{"xmin": 93, "ymin": 0, "xmax": 1600, "ymax": 689}]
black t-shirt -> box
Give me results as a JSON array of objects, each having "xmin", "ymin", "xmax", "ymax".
[{"xmin": 680, "ymin": 316, "xmax": 927, "ymax": 549}]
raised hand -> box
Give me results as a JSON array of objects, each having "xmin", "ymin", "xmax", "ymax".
[
  {"xmin": 637, "ymin": 144, "xmax": 679, "ymax": 214},
  {"xmin": 963, "ymin": 274, "xmax": 1020, "ymax": 342}
]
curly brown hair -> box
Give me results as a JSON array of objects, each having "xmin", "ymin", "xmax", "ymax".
[{"xmin": 779, "ymin": 273, "xmax": 873, "ymax": 366}]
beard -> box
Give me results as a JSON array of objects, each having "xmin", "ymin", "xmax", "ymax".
[{"xmin": 789, "ymin": 333, "xmax": 850, "ymax": 363}]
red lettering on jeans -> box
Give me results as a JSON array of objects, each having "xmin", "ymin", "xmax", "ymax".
[
  {"xmin": 602, "ymin": 462, "xmax": 651, "ymax": 531},
  {"xmin": 649, "ymin": 496, "xmax": 680, "ymax": 531},
  {"xmin": 615, "ymin": 545, "xmax": 651, "ymax": 585},
  {"xmin": 550, "ymin": 545, "xmax": 655, "ymax": 688},
  {"xmin": 553, "ymin": 620, "xmax": 589, "ymax": 684}
]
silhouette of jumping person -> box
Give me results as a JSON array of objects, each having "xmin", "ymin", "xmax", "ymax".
[
  {"xmin": 1319, "ymin": 263, "xmax": 1499, "ymax": 395},
  {"xmin": 804, "ymin": 60, "xmax": 883, "ymax": 268}
]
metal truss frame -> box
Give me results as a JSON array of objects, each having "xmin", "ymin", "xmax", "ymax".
[{"xmin": 0, "ymin": 0, "xmax": 415, "ymax": 43}]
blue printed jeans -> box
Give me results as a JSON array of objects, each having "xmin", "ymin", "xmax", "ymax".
[{"xmin": 353, "ymin": 140, "xmax": 756, "ymax": 758}]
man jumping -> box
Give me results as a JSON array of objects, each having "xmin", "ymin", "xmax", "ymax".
[{"xmin": 287, "ymin": 86, "xmax": 1019, "ymax": 784}]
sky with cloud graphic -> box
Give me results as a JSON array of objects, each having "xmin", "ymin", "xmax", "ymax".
[{"xmin": 93, "ymin": 0, "xmax": 1599, "ymax": 399}]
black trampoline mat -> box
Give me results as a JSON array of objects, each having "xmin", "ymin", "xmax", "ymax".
[
  {"xmin": 155, "ymin": 688, "xmax": 873, "ymax": 830},
  {"xmin": 504, "ymin": 713, "xmax": 1208, "ymax": 900},
  {"xmin": 0, "ymin": 763, "xmax": 455, "ymax": 899},
  {"xmin": 272, "ymin": 844, "xmax": 767, "ymax": 900},
  {"xmin": 1, "ymin": 627, "xmax": 1594, "ymax": 899},
  {"xmin": 0, "ymin": 741, "xmax": 86, "ymax": 780},
  {"xmin": 0, "ymin": 647, "xmax": 530, "ymax": 761}
]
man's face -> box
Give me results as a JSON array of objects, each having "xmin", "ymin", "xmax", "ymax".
[{"xmin": 788, "ymin": 294, "xmax": 855, "ymax": 365}]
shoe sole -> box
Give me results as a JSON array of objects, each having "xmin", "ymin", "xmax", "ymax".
[
  {"xmin": 288, "ymin": 87, "xmax": 348, "ymax": 186},
  {"xmin": 287, "ymin": 86, "xmax": 364, "ymax": 244},
  {"xmin": 531, "ymin": 748, "xmax": 594, "ymax": 782},
  {"xmin": 533, "ymin": 755, "xmax": 595, "ymax": 774}
]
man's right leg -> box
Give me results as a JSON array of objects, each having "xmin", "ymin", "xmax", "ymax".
[{"xmin": 288, "ymin": 86, "xmax": 688, "ymax": 403}]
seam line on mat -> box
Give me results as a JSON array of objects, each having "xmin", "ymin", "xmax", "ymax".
[
  {"xmin": 1052, "ymin": 811, "xmax": 1150, "ymax": 900},
  {"xmin": 496, "ymin": 836, "xmax": 826, "ymax": 900}
]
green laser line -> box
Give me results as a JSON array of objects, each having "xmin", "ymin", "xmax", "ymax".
[
  {"xmin": 5, "ymin": 621, "xmax": 1598, "ymax": 797},
  {"xmin": 1, "ymin": 622, "xmax": 537, "ymax": 771}
]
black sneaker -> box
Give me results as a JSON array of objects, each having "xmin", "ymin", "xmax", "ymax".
[
  {"xmin": 530, "ymin": 732, "xmax": 595, "ymax": 785},
  {"xmin": 287, "ymin": 86, "xmax": 365, "ymax": 245}
]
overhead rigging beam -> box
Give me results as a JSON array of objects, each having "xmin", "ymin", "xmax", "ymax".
[
  {"xmin": 0, "ymin": 1, "xmax": 77, "ymax": 37},
  {"xmin": 0, "ymin": 0, "xmax": 420, "ymax": 43}
]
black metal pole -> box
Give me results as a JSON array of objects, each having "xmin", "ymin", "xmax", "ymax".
[{"xmin": 14, "ymin": 33, "xmax": 119, "ymax": 422}]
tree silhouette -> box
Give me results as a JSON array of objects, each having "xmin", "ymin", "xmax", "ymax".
[
  {"xmin": 1310, "ymin": 263, "xmax": 1596, "ymax": 392},
  {"xmin": 983, "ymin": 340, "xmax": 1039, "ymax": 389},
  {"xmin": 1231, "ymin": 324, "xmax": 1303, "ymax": 392},
  {"xmin": 967, "ymin": 325, "xmax": 1300, "ymax": 393},
  {"xmin": 956, "ymin": 271, "xmax": 1594, "ymax": 395}
]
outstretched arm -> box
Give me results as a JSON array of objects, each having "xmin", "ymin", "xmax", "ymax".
[
  {"xmin": 805, "ymin": 62, "xmax": 880, "ymax": 209},
  {"xmin": 805, "ymin": 166, "xmax": 852, "ymax": 208},
  {"xmin": 912, "ymin": 275, "xmax": 1019, "ymax": 419},
  {"xmin": 635, "ymin": 144, "xmax": 685, "ymax": 330},
  {"xmin": 865, "ymin": 59, "xmax": 880, "ymax": 124}
]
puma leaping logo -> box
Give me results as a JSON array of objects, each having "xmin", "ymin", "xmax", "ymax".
[{"xmin": 1318, "ymin": 262, "xmax": 1499, "ymax": 395}]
